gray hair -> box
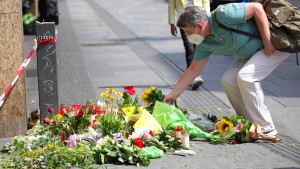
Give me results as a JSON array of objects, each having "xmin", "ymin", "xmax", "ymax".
[{"xmin": 177, "ymin": 6, "xmax": 208, "ymax": 28}]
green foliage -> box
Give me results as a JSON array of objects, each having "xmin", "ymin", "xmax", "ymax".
[
  {"xmin": 0, "ymin": 131, "xmax": 95, "ymax": 169},
  {"xmin": 145, "ymin": 128, "xmax": 183, "ymax": 152},
  {"xmin": 93, "ymin": 137, "xmax": 150, "ymax": 166},
  {"xmin": 121, "ymin": 92, "xmax": 139, "ymax": 108},
  {"xmin": 225, "ymin": 114, "xmax": 252, "ymax": 143},
  {"xmin": 96, "ymin": 111, "xmax": 124, "ymax": 136}
]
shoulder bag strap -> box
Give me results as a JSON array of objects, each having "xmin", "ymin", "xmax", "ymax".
[{"xmin": 213, "ymin": 9, "xmax": 261, "ymax": 39}]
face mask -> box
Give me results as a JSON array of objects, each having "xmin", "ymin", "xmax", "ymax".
[{"xmin": 187, "ymin": 27, "xmax": 205, "ymax": 45}]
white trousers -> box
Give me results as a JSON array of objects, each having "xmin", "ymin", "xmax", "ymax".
[{"xmin": 221, "ymin": 49, "xmax": 289, "ymax": 132}]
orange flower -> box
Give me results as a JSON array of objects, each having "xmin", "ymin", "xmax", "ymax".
[{"xmin": 43, "ymin": 117, "xmax": 51, "ymax": 125}]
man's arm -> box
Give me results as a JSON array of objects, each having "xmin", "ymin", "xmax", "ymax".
[
  {"xmin": 245, "ymin": 2, "xmax": 275, "ymax": 55},
  {"xmin": 163, "ymin": 58, "xmax": 208, "ymax": 104}
]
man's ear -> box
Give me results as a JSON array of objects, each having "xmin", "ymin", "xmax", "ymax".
[{"xmin": 196, "ymin": 22, "xmax": 204, "ymax": 29}]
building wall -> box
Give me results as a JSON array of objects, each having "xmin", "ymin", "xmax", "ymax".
[{"xmin": 0, "ymin": 0, "xmax": 27, "ymax": 137}]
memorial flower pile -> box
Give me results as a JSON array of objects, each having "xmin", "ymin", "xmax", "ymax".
[{"xmin": 0, "ymin": 86, "xmax": 281, "ymax": 168}]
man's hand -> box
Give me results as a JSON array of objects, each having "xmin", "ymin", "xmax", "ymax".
[
  {"xmin": 264, "ymin": 40, "xmax": 276, "ymax": 56},
  {"xmin": 170, "ymin": 24, "xmax": 177, "ymax": 36},
  {"xmin": 163, "ymin": 93, "xmax": 177, "ymax": 105}
]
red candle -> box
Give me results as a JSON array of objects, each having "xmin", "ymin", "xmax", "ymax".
[{"xmin": 174, "ymin": 125, "xmax": 183, "ymax": 141}]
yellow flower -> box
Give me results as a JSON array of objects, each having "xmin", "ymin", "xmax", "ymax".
[
  {"xmin": 48, "ymin": 143, "xmax": 55, "ymax": 151},
  {"xmin": 218, "ymin": 119, "xmax": 233, "ymax": 136},
  {"xmin": 150, "ymin": 86, "xmax": 157, "ymax": 91},
  {"xmin": 109, "ymin": 96, "xmax": 115, "ymax": 101},
  {"xmin": 100, "ymin": 92, "xmax": 109, "ymax": 98},
  {"xmin": 144, "ymin": 89, "xmax": 151, "ymax": 95},
  {"xmin": 141, "ymin": 94, "xmax": 148, "ymax": 103},
  {"xmin": 78, "ymin": 147, "xmax": 84, "ymax": 152},
  {"xmin": 122, "ymin": 106, "xmax": 136, "ymax": 120},
  {"xmin": 106, "ymin": 88, "xmax": 115, "ymax": 93},
  {"xmin": 115, "ymin": 92, "xmax": 123, "ymax": 97},
  {"xmin": 53, "ymin": 114, "xmax": 62, "ymax": 122}
]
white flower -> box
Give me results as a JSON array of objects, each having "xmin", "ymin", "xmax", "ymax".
[
  {"xmin": 10, "ymin": 146, "xmax": 16, "ymax": 150},
  {"xmin": 84, "ymin": 127, "xmax": 98, "ymax": 138},
  {"xmin": 9, "ymin": 162, "xmax": 15, "ymax": 167},
  {"xmin": 38, "ymin": 155, "xmax": 44, "ymax": 161},
  {"xmin": 97, "ymin": 101, "xmax": 106, "ymax": 108},
  {"xmin": 24, "ymin": 157, "xmax": 31, "ymax": 162},
  {"xmin": 131, "ymin": 127, "xmax": 152, "ymax": 140}
]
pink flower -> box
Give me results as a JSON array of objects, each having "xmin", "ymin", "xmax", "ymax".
[
  {"xmin": 235, "ymin": 123, "xmax": 243, "ymax": 133},
  {"xmin": 67, "ymin": 134, "xmax": 79, "ymax": 147}
]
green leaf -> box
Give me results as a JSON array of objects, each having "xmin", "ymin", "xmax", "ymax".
[
  {"xmin": 100, "ymin": 153, "xmax": 105, "ymax": 164},
  {"xmin": 107, "ymin": 151, "xmax": 118, "ymax": 157}
]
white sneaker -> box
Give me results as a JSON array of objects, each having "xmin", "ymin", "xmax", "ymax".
[
  {"xmin": 263, "ymin": 129, "xmax": 278, "ymax": 136},
  {"xmin": 191, "ymin": 76, "xmax": 203, "ymax": 90}
]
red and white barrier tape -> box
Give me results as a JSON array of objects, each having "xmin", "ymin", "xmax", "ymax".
[{"xmin": 0, "ymin": 37, "xmax": 57, "ymax": 109}]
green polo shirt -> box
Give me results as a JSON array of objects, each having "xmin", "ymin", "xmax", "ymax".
[{"xmin": 194, "ymin": 3, "xmax": 264, "ymax": 60}]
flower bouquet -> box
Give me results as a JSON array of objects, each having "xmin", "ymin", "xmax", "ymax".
[
  {"xmin": 210, "ymin": 114, "xmax": 281, "ymax": 144},
  {"xmin": 141, "ymin": 86, "xmax": 165, "ymax": 113}
]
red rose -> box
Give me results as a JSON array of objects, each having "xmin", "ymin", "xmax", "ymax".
[
  {"xmin": 59, "ymin": 104, "xmax": 66, "ymax": 115},
  {"xmin": 92, "ymin": 109, "xmax": 97, "ymax": 115},
  {"xmin": 71, "ymin": 104, "xmax": 82, "ymax": 110},
  {"xmin": 61, "ymin": 133, "xmax": 66, "ymax": 141},
  {"xmin": 59, "ymin": 108, "xmax": 65, "ymax": 115},
  {"xmin": 124, "ymin": 86, "xmax": 134, "ymax": 90},
  {"xmin": 78, "ymin": 110, "xmax": 84, "ymax": 117},
  {"xmin": 48, "ymin": 107, "xmax": 54, "ymax": 113},
  {"xmin": 231, "ymin": 140, "xmax": 236, "ymax": 145},
  {"xmin": 43, "ymin": 117, "xmax": 51, "ymax": 125},
  {"xmin": 133, "ymin": 138, "xmax": 143, "ymax": 148},
  {"xmin": 127, "ymin": 89, "xmax": 136, "ymax": 95},
  {"xmin": 124, "ymin": 86, "xmax": 136, "ymax": 96}
]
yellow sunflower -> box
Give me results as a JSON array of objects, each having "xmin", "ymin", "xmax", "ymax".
[{"xmin": 218, "ymin": 119, "xmax": 233, "ymax": 136}]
